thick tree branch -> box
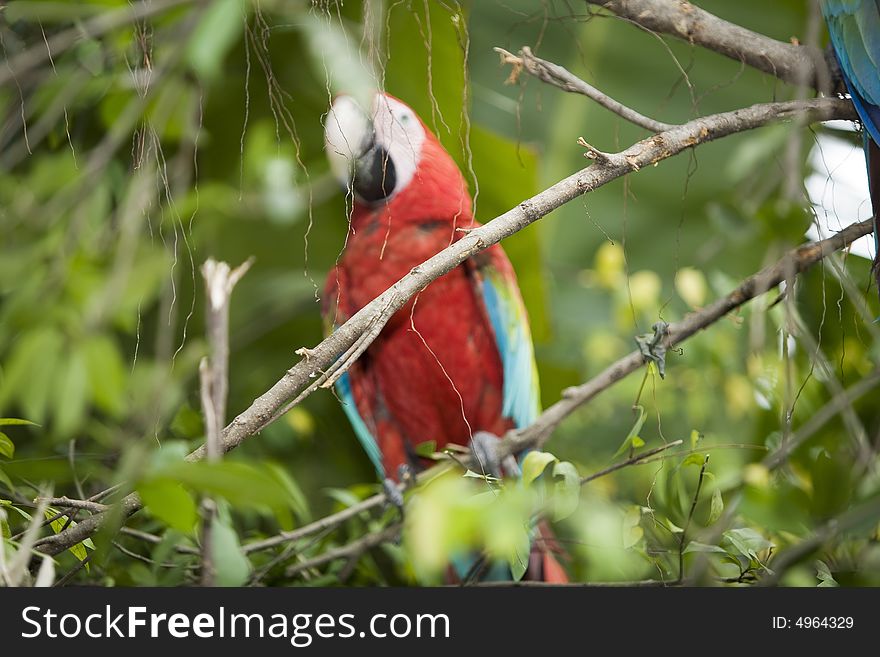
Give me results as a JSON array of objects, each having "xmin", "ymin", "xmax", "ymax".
[
  {"xmin": 33, "ymin": 96, "xmax": 858, "ymax": 558},
  {"xmin": 585, "ymin": 0, "xmax": 831, "ymax": 92}
]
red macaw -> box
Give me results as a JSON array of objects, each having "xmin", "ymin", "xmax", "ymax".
[{"xmin": 322, "ymin": 92, "xmax": 566, "ymax": 583}]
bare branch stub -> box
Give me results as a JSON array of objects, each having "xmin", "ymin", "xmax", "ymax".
[{"xmin": 197, "ymin": 257, "xmax": 252, "ymax": 586}]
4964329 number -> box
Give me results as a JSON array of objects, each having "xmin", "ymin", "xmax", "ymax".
[{"xmin": 795, "ymin": 617, "xmax": 854, "ymax": 629}]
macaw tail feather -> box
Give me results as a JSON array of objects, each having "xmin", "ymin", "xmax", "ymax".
[
  {"xmin": 525, "ymin": 520, "xmax": 569, "ymax": 584},
  {"xmin": 446, "ymin": 521, "xmax": 569, "ymax": 584}
]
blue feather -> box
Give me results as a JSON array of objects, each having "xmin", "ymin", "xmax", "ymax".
[
  {"xmin": 336, "ymin": 372, "xmax": 385, "ymax": 478},
  {"xmin": 822, "ymin": 0, "xmax": 880, "ymax": 264},
  {"xmin": 479, "ymin": 268, "xmax": 541, "ymax": 431},
  {"xmin": 823, "ymin": 0, "xmax": 880, "ymax": 143}
]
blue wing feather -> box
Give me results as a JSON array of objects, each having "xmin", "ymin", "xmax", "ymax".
[
  {"xmin": 478, "ymin": 264, "xmax": 541, "ymax": 431},
  {"xmin": 823, "ymin": 0, "xmax": 880, "ymax": 143},
  {"xmin": 822, "ymin": 0, "xmax": 880, "ymax": 261}
]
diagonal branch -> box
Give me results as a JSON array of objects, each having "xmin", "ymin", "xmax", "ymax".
[
  {"xmin": 183, "ymin": 218, "xmax": 880, "ymax": 558},
  {"xmin": 585, "ymin": 0, "xmax": 831, "ymax": 92},
  {"xmin": 33, "ymin": 96, "xmax": 858, "ymax": 559},
  {"xmin": 502, "ymin": 216, "xmax": 875, "ymax": 456}
]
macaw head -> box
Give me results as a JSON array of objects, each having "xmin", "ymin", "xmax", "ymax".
[{"xmin": 324, "ymin": 92, "xmax": 471, "ymax": 221}]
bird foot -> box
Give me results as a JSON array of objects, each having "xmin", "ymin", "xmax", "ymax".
[
  {"xmin": 469, "ymin": 431, "xmax": 519, "ymax": 479},
  {"xmin": 382, "ymin": 477, "xmax": 404, "ymax": 513}
]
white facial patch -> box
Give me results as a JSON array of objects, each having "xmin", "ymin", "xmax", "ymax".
[
  {"xmin": 369, "ymin": 94, "xmax": 425, "ymax": 197},
  {"xmin": 324, "ymin": 95, "xmax": 370, "ymax": 188},
  {"xmin": 323, "ymin": 93, "xmax": 426, "ymax": 200}
]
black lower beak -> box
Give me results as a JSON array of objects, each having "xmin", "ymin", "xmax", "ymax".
[{"xmin": 353, "ymin": 142, "xmax": 396, "ymax": 204}]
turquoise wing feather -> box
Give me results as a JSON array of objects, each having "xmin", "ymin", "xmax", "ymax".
[
  {"xmin": 475, "ymin": 256, "xmax": 541, "ymax": 431},
  {"xmin": 822, "ymin": 0, "xmax": 880, "ymax": 144},
  {"xmin": 323, "ymin": 279, "xmax": 386, "ymax": 479},
  {"xmin": 823, "ymin": 0, "xmax": 880, "ymax": 271}
]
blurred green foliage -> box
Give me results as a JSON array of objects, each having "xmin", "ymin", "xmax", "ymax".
[{"xmin": 1, "ymin": 0, "xmax": 879, "ymax": 587}]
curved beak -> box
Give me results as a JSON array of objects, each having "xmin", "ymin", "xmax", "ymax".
[{"xmin": 325, "ymin": 95, "xmax": 397, "ymax": 204}]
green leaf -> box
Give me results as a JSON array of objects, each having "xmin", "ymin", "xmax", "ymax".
[
  {"xmin": 665, "ymin": 519, "xmax": 684, "ymax": 534},
  {"xmin": 690, "ymin": 430, "xmax": 702, "ymax": 450},
  {"xmin": 723, "ymin": 528, "xmax": 774, "ymax": 562},
  {"xmin": 0, "ymin": 499, "xmax": 32, "ymax": 522},
  {"xmin": 210, "ymin": 512, "xmax": 250, "ymax": 586},
  {"xmin": 415, "ymin": 440, "xmax": 437, "ymax": 458},
  {"xmin": 612, "ymin": 405, "xmax": 647, "ymax": 459},
  {"xmin": 816, "ymin": 560, "xmax": 839, "ymax": 587},
  {"xmin": 0, "ymin": 432, "xmax": 13, "ymax": 459},
  {"xmin": 683, "ymin": 541, "xmax": 728, "ymax": 555},
  {"xmin": 137, "ymin": 479, "xmax": 198, "ymax": 534},
  {"xmin": 552, "ymin": 460, "xmax": 580, "ymax": 521},
  {"xmin": 264, "ymin": 462, "xmax": 310, "ymax": 516},
  {"xmin": 682, "ymin": 453, "xmax": 707, "ymax": 468},
  {"xmin": 187, "ymin": 0, "xmax": 247, "ymax": 82},
  {"xmin": 0, "ymin": 418, "xmax": 38, "ymax": 427},
  {"xmin": 0, "ymin": 327, "xmax": 63, "ymax": 424},
  {"xmin": 324, "ymin": 488, "xmax": 365, "ymax": 510},
  {"xmin": 53, "ymin": 347, "xmax": 89, "ymax": 439},
  {"xmin": 45, "ymin": 509, "xmax": 91, "ymax": 567},
  {"xmin": 622, "ymin": 506, "xmax": 644, "ymax": 549},
  {"xmin": 82, "ymin": 335, "xmax": 127, "ymax": 417},
  {"xmin": 521, "ymin": 451, "xmax": 557, "ymax": 485},
  {"xmin": 153, "ymin": 460, "xmax": 303, "ymax": 515},
  {"xmin": 147, "ymin": 441, "xmax": 191, "ymax": 473},
  {"xmin": 507, "ymin": 525, "xmax": 531, "ymax": 582},
  {"xmin": 708, "ymin": 488, "xmax": 723, "ymax": 524},
  {"xmin": 0, "ymin": 468, "xmax": 14, "ymax": 491}
]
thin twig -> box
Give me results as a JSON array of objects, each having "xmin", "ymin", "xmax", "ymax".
[
  {"xmin": 52, "ymin": 553, "xmax": 92, "ymax": 588},
  {"xmin": 580, "ymin": 440, "xmax": 684, "ymax": 485},
  {"xmin": 242, "ymin": 492, "xmax": 392, "ymax": 554},
  {"xmin": 678, "ymin": 455, "xmax": 709, "ymax": 581},
  {"xmin": 34, "ymin": 497, "xmax": 107, "ymax": 513},
  {"xmin": 119, "ymin": 527, "xmax": 200, "ymax": 555},
  {"xmin": 283, "ymin": 523, "xmax": 401, "ymax": 578},
  {"xmin": 496, "ymin": 46, "xmax": 675, "ymax": 132}
]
